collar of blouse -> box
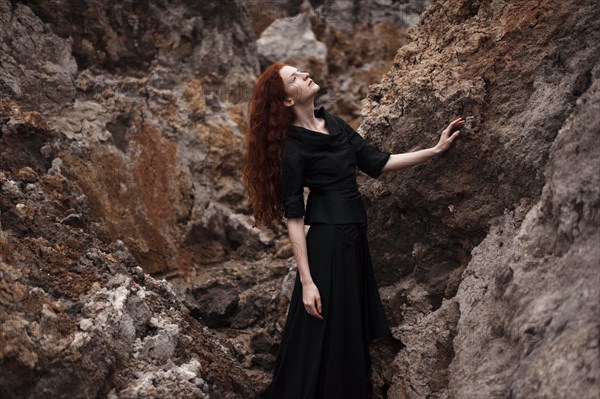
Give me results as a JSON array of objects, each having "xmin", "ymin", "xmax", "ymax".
[{"xmin": 287, "ymin": 106, "xmax": 348, "ymax": 151}]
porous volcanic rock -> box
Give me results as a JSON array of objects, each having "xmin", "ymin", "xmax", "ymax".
[
  {"xmin": 0, "ymin": 103, "xmax": 256, "ymax": 399},
  {"xmin": 357, "ymin": 0, "xmax": 600, "ymax": 397},
  {"xmin": 247, "ymin": 0, "xmax": 431, "ymax": 34},
  {"xmin": 1, "ymin": 0, "xmax": 271, "ymax": 276}
]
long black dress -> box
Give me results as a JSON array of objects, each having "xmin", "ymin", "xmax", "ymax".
[{"xmin": 256, "ymin": 106, "xmax": 392, "ymax": 399}]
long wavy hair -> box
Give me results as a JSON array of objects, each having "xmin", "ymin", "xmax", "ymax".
[{"xmin": 242, "ymin": 62, "xmax": 295, "ymax": 227}]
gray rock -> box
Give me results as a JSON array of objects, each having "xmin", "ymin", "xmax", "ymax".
[
  {"xmin": 256, "ymin": 13, "xmax": 327, "ymax": 77},
  {"xmin": 447, "ymin": 64, "xmax": 600, "ymax": 399},
  {"xmin": 0, "ymin": 1, "xmax": 77, "ymax": 111},
  {"xmin": 247, "ymin": 0, "xmax": 431, "ymax": 32},
  {"xmin": 226, "ymin": 212, "xmax": 274, "ymax": 248},
  {"xmin": 47, "ymin": 158, "xmax": 62, "ymax": 175},
  {"xmin": 312, "ymin": 0, "xmax": 431, "ymax": 31},
  {"xmin": 60, "ymin": 213, "xmax": 84, "ymax": 228}
]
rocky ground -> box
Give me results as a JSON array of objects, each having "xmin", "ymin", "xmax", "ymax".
[{"xmin": 0, "ymin": 102, "xmax": 257, "ymax": 398}]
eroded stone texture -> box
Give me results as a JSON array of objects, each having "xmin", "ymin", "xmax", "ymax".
[
  {"xmin": 445, "ymin": 67, "xmax": 600, "ymax": 399},
  {"xmin": 0, "ymin": 105, "xmax": 255, "ymax": 399},
  {"xmin": 3, "ymin": 0, "xmax": 598, "ymax": 397},
  {"xmin": 1, "ymin": 0, "xmax": 268, "ymax": 276},
  {"xmin": 247, "ymin": 0, "xmax": 431, "ymax": 33},
  {"xmin": 358, "ymin": 0, "xmax": 600, "ymax": 397},
  {"xmin": 257, "ymin": 12, "xmax": 328, "ymax": 81}
]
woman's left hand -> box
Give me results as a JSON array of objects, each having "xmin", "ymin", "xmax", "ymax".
[{"xmin": 435, "ymin": 117, "xmax": 465, "ymax": 154}]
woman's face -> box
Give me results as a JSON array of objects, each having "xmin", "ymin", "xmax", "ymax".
[{"xmin": 279, "ymin": 65, "xmax": 320, "ymax": 106}]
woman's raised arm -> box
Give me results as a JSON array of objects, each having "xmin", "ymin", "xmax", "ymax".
[{"xmin": 381, "ymin": 117, "xmax": 465, "ymax": 172}]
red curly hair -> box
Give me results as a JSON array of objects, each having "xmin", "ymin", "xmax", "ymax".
[{"xmin": 242, "ymin": 62, "xmax": 295, "ymax": 227}]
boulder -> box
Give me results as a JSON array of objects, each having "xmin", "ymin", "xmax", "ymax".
[
  {"xmin": 257, "ymin": 13, "xmax": 328, "ymax": 81},
  {"xmin": 358, "ymin": 0, "xmax": 600, "ymax": 396}
]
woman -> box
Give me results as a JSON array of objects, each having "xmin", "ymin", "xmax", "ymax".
[{"xmin": 243, "ymin": 62, "xmax": 464, "ymax": 399}]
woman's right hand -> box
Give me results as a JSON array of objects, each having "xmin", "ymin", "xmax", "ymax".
[
  {"xmin": 302, "ymin": 281, "xmax": 323, "ymax": 320},
  {"xmin": 434, "ymin": 117, "xmax": 465, "ymax": 154}
]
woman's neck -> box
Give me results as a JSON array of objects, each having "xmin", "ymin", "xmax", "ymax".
[{"xmin": 292, "ymin": 102, "xmax": 321, "ymax": 130}]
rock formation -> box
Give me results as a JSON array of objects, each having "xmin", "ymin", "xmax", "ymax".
[
  {"xmin": 1, "ymin": 0, "xmax": 268, "ymax": 279},
  {"xmin": 0, "ymin": 104, "xmax": 256, "ymax": 397},
  {"xmin": 2, "ymin": 0, "xmax": 598, "ymax": 397},
  {"xmin": 257, "ymin": 12, "xmax": 328, "ymax": 82},
  {"xmin": 247, "ymin": 0, "xmax": 430, "ymax": 33},
  {"xmin": 358, "ymin": 0, "xmax": 600, "ymax": 397},
  {"xmin": 0, "ymin": 0, "xmax": 265, "ymax": 397}
]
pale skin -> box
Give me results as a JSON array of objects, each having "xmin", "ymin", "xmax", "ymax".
[{"xmin": 279, "ymin": 65, "xmax": 465, "ymax": 320}]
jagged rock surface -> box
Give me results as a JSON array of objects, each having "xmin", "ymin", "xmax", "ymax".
[
  {"xmin": 257, "ymin": 13, "xmax": 328, "ymax": 81},
  {"xmin": 1, "ymin": 0, "xmax": 268, "ymax": 278},
  {"xmin": 3, "ymin": 0, "xmax": 598, "ymax": 397},
  {"xmin": 357, "ymin": 0, "xmax": 600, "ymax": 397},
  {"xmin": 0, "ymin": 104, "xmax": 256, "ymax": 398},
  {"xmin": 246, "ymin": 0, "xmax": 431, "ymax": 33},
  {"xmin": 0, "ymin": 0, "xmax": 274, "ymax": 397}
]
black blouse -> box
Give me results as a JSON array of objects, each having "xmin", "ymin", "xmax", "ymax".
[{"xmin": 281, "ymin": 106, "xmax": 391, "ymax": 224}]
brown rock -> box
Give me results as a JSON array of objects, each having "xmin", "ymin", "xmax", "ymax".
[
  {"xmin": 357, "ymin": 0, "xmax": 600, "ymax": 397},
  {"xmin": 15, "ymin": 167, "xmax": 39, "ymax": 183},
  {"xmin": 0, "ymin": 78, "xmax": 256, "ymax": 399}
]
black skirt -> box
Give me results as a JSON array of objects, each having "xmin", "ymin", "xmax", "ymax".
[{"xmin": 256, "ymin": 222, "xmax": 391, "ymax": 399}]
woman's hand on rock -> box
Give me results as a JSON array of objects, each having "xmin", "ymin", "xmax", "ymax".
[{"xmin": 435, "ymin": 117, "xmax": 465, "ymax": 154}]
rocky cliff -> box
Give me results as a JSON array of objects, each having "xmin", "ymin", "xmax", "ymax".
[
  {"xmin": 1, "ymin": 0, "xmax": 419, "ymax": 396},
  {"xmin": 1, "ymin": 0, "xmax": 262, "ymax": 397},
  {"xmin": 1, "ymin": 0, "xmax": 598, "ymax": 398},
  {"xmin": 358, "ymin": 0, "xmax": 600, "ymax": 397},
  {"xmin": 0, "ymin": 109, "xmax": 256, "ymax": 398},
  {"xmin": 1, "ymin": 0, "xmax": 266, "ymax": 280}
]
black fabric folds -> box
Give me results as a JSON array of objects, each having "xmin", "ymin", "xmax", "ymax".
[
  {"xmin": 280, "ymin": 106, "xmax": 391, "ymax": 224},
  {"xmin": 260, "ymin": 107, "xmax": 392, "ymax": 398},
  {"xmin": 333, "ymin": 115, "xmax": 391, "ymax": 179},
  {"xmin": 256, "ymin": 223, "xmax": 390, "ymax": 399}
]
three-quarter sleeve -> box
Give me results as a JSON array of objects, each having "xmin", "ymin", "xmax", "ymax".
[
  {"xmin": 336, "ymin": 116, "xmax": 391, "ymax": 179},
  {"xmin": 281, "ymin": 143, "xmax": 305, "ymax": 218}
]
